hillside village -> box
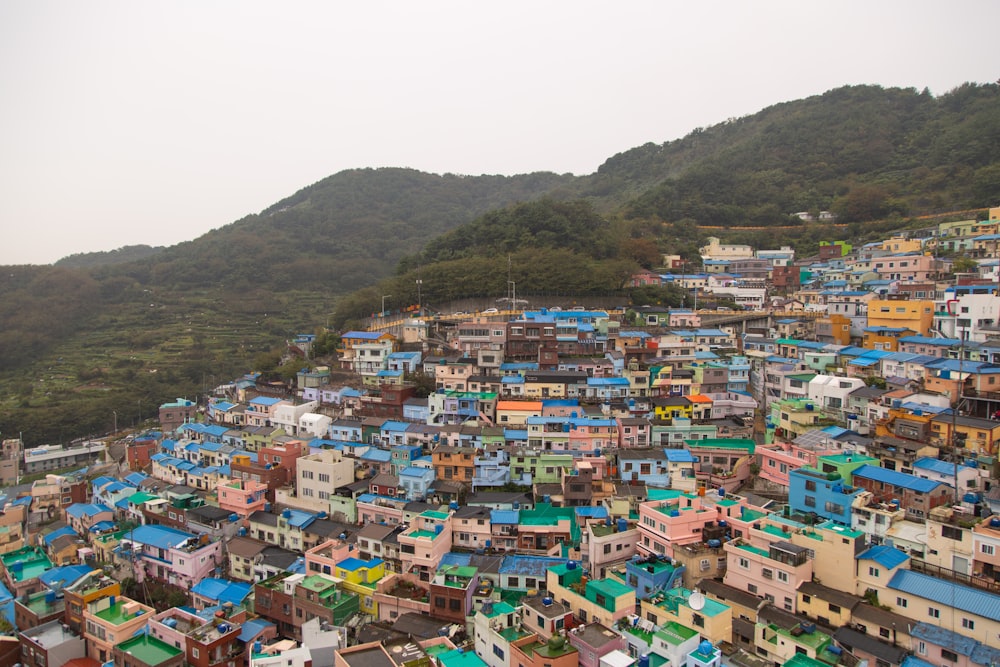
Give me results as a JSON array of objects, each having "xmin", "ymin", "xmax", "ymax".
[{"xmin": 1, "ymin": 211, "xmax": 1000, "ymax": 667}]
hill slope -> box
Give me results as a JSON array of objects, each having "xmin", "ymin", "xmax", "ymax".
[{"xmin": 3, "ymin": 82, "xmax": 1000, "ymax": 445}]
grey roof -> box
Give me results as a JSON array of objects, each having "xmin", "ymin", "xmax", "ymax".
[
  {"xmin": 390, "ymin": 611, "xmax": 452, "ymax": 639},
  {"xmin": 575, "ymin": 622, "xmax": 624, "ymax": 649},
  {"xmin": 226, "ymin": 536, "xmax": 268, "ymax": 558},
  {"xmin": 699, "ymin": 579, "xmax": 763, "ymax": 611},
  {"xmin": 259, "ymin": 546, "xmax": 298, "ymax": 569},
  {"xmin": 453, "ymin": 505, "xmax": 492, "ymax": 519},
  {"xmin": 357, "ymin": 523, "xmax": 398, "ymax": 541},
  {"xmin": 797, "ymin": 581, "xmax": 862, "ymax": 611},
  {"xmin": 758, "ymin": 604, "xmax": 802, "ymax": 629},
  {"xmin": 833, "ymin": 627, "xmax": 908, "ymax": 664},
  {"xmin": 188, "ymin": 505, "xmax": 231, "ymax": 522},
  {"xmin": 523, "ymin": 595, "xmax": 571, "ymax": 618},
  {"xmin": 249, "ymin": 510, "xmax": 279, "ymax": 526},
  {"xmin": 339, "ymin": 646, "xmax": 396, "ymax": 667},
  {"xmin": 467, "ymin": 554, "xmax": 505, "ymax": 575},
  {"xmin": 617, "ymin": 448, "xmax": 667, "ymax": 461},
  {"xmin": 850, "ymin": 602, "xmax": 913, "ymax": 631},
  {"xmin": 306, "ymin": 519, "xmax": 355, "ymax": 541},
  {"xmin": 465, "ymin": 491, "xmax": 533, "ymax": 505}
]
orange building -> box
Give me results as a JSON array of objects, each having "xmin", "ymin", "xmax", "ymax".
[{"xmin": 866, "ymin": 296, "xmax": 934, "ymax": 337}]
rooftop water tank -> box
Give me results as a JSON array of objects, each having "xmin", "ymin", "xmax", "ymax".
[
  {"xmin": 639, "ymin": 655, "xmax": 650, "ymax": 667},
  {"xmin": 617, "ymin": 518, "xmax": 628, "ymax": 533},
  {"xmin": 699, "ymin": 641, "xmax": 714, "ymax": 655},
  {"xmin": 435, "ymin": 524, "xmax": 444, "ymax": 534},
  {"xmin": 282, "ymin": 509, "xmax": 292, "ymax": 519},
  {"xmin": 449, "ymin": 501, "xmax": 459, "ymax": 510},
  {"xmin": 567, "ymin": 561, "xmax": 577, "ymax": 570},
  {"xmin": 229, "ymin": 513, "xmax": 239, "ymax": 523},
  {"xmin": 542, "ymin": 597, "xmax": 554, "ymax": 606},
  {"xmin": 670, "ymin": 510, "xmax": 680, "ymax": 517},
  {"xmin": 707, "ymin": 539, "xmax": 722, "ymax": 548}
]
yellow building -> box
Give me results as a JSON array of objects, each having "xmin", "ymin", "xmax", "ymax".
[
  {"xmin": 790, "ymin": 522, "xmax": 866, "ymax": 596},
  {"xmin": 881, "ymin": 236, "xmax": 923, "ymax": 254},
  {"xmin": 866, "ymin": 297, "xmax": 934, "ymax": 337},
  {"xmin": 640, "ymin": 588, "xmax": 733, "ymax": 647},
  {"xmin": 335, "ymin": 556, "xmax": 385, "ymax": 616}
]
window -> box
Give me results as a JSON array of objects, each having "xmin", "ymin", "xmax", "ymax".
[
  {"xmin": 962, "ymin": 618, "xmax": 974, "ymax": 630},
  {"xmin": 738, "ymin": 557, "xmax": 749, "ymax": 569},
  {"xmin": 802, "ymin": 594, "xmax": 811, "ymax": 604},
  {"xmin": 508, "ymin": 577, "xmax": 518, "ymax": 587},
  {"xmin": 777, "ymin": 571, "xmax": 789, "ymax": 583},
  {"xmin": 450, "ymin": 599, "xmax": 461, "ymax": 611},
  {"xmin": 493, "ymin": 646, "xmax": 505, "ymax": 660},
  {"xmin": 869, "ymin": 566, "xmax": 879, "ymax": 578},
  {"xmin": 829, "ymin": 604, "xmax": 841, "ymax": 614},
  {"xmin": 747, "ymin": 583, "xmax": 757, "ymax": 594},
  {"xmin": 982, "ymin": 544, "xmax": 995, "ymax": 555},
  {"xmin": 941, "ymin": 649, "xmax": 958, "ymax": 662},
  {"xmin": 896, "ymin": 597, "xmax": 907, "ymax": 608},
  {"xmin": 928, "ymin": 607, "xmax": 940, "ymax": 619},
  {"xmin": 804, "ymin": 496, "xmax": 816, "ymax": 507},
  {"xmin": 762, "ymin": 568, "xmax": 773, "ymax": 580},
  {"xmin": 805, "ymin": 480, "xmax": 817, "ymax": 492}
]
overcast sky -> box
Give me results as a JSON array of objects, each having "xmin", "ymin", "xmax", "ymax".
[{"xmin": 1, "ymin": 1, "xmax": 997, "ymax": 265}]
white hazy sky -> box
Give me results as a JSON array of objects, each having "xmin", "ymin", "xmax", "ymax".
[{"xmin": 1, "ymin": 1, "xmax": 997, "ymax": 266}]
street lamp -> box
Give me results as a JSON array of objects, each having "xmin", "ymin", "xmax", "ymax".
[{"xmin": 381, "ymin": 295, "xmax": 392, "ymax": 318}]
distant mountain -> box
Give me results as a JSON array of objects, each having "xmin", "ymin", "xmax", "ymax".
[
  {"xmin": 2, "ymin": 82, "xmax": 999, "ymax": 444},
  {"xmin": 55, "ymin": 244, "xmax": 165, "ymax": 268}
]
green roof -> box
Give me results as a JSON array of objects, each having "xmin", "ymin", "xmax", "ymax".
[
  {"xmin": 685, "ymin": 438, "xmax": 755, "ymax": 454},
  {"xmin": 737, "ymin": 543, "xmax": 770, "ymax": 558},
  {"xmin": 421, "ymin": 510, "xmax": 451, "ymax": 520},
  {"xmin": 126, "ymin": 491, "xmax": 158, "ymax": 505},
  {"xmin": 771, "ymin": 623, "xmax": 832, "ymax": 651},
  {"xmin": 588, "ymin": 577, "xmax": 633, "ymax": 598},
  {"xmin": 300, "ymin": 574, "xmax": 338, "ymax": 592},
  {"xmin": 783, "ymin": 656, "xmax": 831, "ymax": 667},
  {"xmin": 815, "ymin": 521, "xmax": 864, "ymax": 539},
  {"xmin": 115, "ymin": 634, "xmax": 182, "ymax": 665},
  {"xmin": 482, "ymin": 601, "xmax": 516, "ymax": 618},
  {"xmin": 408, "ymin": 529, "xmax": 439, "ymax": 540},
  {"xmin": 438, "ymin": 648, "xmax": 489, "ymax": 667},
  {"xmin": 96, "ymin": 600, "xmax": 148, "ymax": 625},
  {"xmin": 655, "ymin": 621, "xmax": 698, "ymax": 646},
  {"xmin": 0, "ymin": 547, "xmax": 52, "ymax": 582},
  {"xmin": 647, "ymin": 489, "xmax": 684, "ymax": 501}
]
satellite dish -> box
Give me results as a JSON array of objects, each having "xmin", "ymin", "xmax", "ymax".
[{"xmin": 689, "ymin": 590, "xmax": 706, "ymax": 611}]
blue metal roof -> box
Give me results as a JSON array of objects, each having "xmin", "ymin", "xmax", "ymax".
[
  {"xmin": 126, "ymin": 524, "xmax": 195, "ymax": 550},
  {"xmin": 238, "ymin": 618, "xmax": 275, "ymax": 642},
  {"xmin": 38, "ymin": 564, "xmax": 94, "ymax": 590},
  {"xmin": 89, "ymin": 521, "xmax": 117, "ymax": 533},
  {"xmin": 888, "ymin": 570, "xmax": 1000, "ymax": 622},
  {"xmin": 439, "ymin": 552, "xmax": 473, "ymax": 567},
  {"xmin": 913, "ymin": 457, "xmax": 970, "ymax": 476},
  {"xmin": 43, "ymin": 526, "xmax": 79, "ymax": 545},
  {"xmin": 360, "ymin": 448, "xmax": 392, "ymax": 462},
  {"xmin": 856, "ymin": 545, "xmax": 910, "ymax": 570},
  {"xmin": 491, "ymin": 510, "xmax": 519, "ymax": 524},
  {"xmin": 898, "ymin": 335, "xmax": 959, "ymax": 346},
  {"xmin": 498, "ymin": 554, "xmax": 568, "ymax": 576},
  {"xmin": 575, "ymin": 506, "xmax": 609, "ymax": 519},
  {"xmin": 664, "ymin": 449, "xmax": 696, "ymax": 462},
  {"xmin": 66, "ymin": 503, "xmax": 113, "ymax": 519},
  {"xmin": 852, "ymin": 465, "xmax": 943, "ymax": 493},
  {"xmin": 191, "ymin": 578, "xmax": 253, "ymax": 605}
]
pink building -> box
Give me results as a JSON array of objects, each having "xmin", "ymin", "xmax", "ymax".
[
  {"xmin": 757, "ymin": 442, "xmax": 839, "ymax": 489},
  {"xmin": 568, "ymin": 622, "xmax": 628, "ymax": 667},
  {"xmin": 399, "ymin": 509, "xmax": 453, "ymax": 581},
  {"xmin": 118, "ymin": 525, "xmax": 223, "ymax": 590},
  {"xmin": 305, "ymin": 538, "xmax": 353, "ymax": 577},
  {"xmin": 356, "ymin": 496, "xmax": 405, "ymax": 526},
  {"xmin": 372, "ymin": 573, "xmax": 430, "ymax": 622},
  {"xmin": 972, "ymin": 516, "xmax": 1000, "ymax": 585},
  {"xmin": 637, "ymin": 493, "xmax": 720, "ymax": 559},
  {"xmin": 582, "ymin": 520, "xmax": 638, "ymax": 579},
  {"xmin": 723, "ymin": 539, "xmax": 812, "ymax": 613},
  {"xmin": 452, "ymin": 506, "xmax": 493, "ymax": 551},
  {"xmin": 147, "ymin": 607, "xmax": 205, "ymax": 655},
  {"xmin": 217, "ymin": 479, "xmax": 268, "ymax": 520}
]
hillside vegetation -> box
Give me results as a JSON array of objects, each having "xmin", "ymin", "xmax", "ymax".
[{"xmin": 2, "ymin": 82, "xmax": 999, "ymax": 445}]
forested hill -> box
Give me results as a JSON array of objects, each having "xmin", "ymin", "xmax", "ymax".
[
  {"xmin": 583, "ymin": 83, "xmax": 1000, "ymax": 223},
  {"xmin": 93, "ymin": 168, "xmax": 579, "ymax": 293},
  {"xmin": 2, "ymin": 82, "xmax": 1000, "ymax": 444}
]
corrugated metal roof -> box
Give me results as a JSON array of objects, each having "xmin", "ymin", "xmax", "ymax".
[{"xmin": 889, "ymin": 570, "xmax": 1000, "ymax": 622}]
